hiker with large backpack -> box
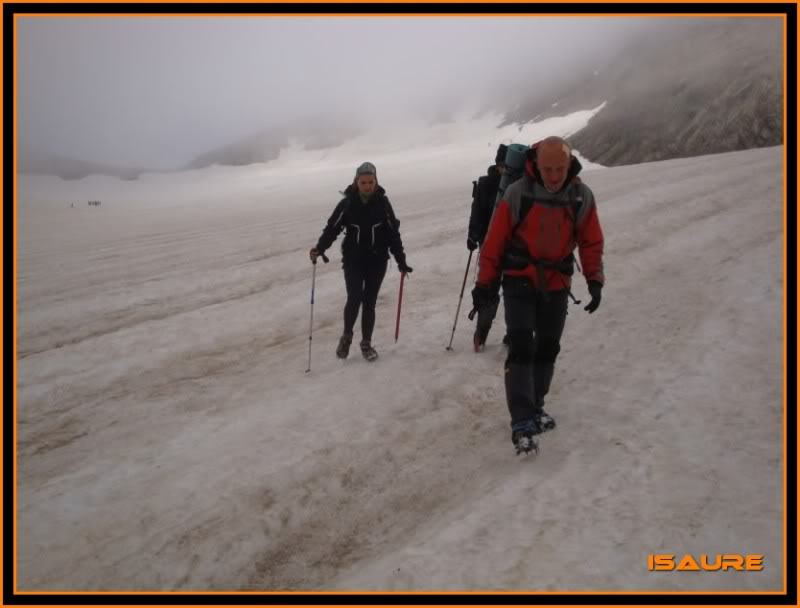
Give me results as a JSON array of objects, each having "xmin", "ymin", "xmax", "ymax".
[
  {"xmin": 471, "ymin": 136, "xmax": 605, "ymax": 455},
  {"xmin": 467, "ymin": 144, "xmax": 527, "ymax": 352},
  {"xmin": 467, "ymin": 144, "xmax": 507, "ymax": 253},
  {"xmin": 466, "ymin": 143, "xmax": 506, "ymax": 351},
  {"xmin": 309, "ymin": 162, "xmax": 413, "ymax": 362},
  {"xmin": 467, "ymin": 143, "xmax": 533, "ymax": 350}
]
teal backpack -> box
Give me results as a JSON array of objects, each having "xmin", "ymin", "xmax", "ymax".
[{"xmin": 495, "ymin": 143, "xmax": 530, "ymax": 204}]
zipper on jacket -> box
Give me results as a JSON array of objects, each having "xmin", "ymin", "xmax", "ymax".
[
  {"xmin": 349, "ymin": 224, "xmax": 360, "ymax": 244},
  {"xmin": 371, "ymin": 222, "xmax": 382, "ymax": 247}
]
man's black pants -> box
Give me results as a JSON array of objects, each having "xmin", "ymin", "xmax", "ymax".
[{"xmin": 502, "ymin": 276, "xmax": 569, "ymax": 430}]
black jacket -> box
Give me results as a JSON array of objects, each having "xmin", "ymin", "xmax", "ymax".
[
  {"xmin": 468, "ymin": 165, "xmax": 502, "ymax": 245},
  {"xmin": 315, "ymin": 184, "xmax": 407, "ymax": 265}
]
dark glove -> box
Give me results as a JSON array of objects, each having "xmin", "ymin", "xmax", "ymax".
[
  {"xmin": 466, "ymin": 236, "xmax": 478, "ymax": 251},
  {"xmin": 309, "ymin": 247, "xmax": 329, "ymax": 264},
  {"xmin": 397, "ymin": 260, "xmax": 413, "ymax": 274},
  {"xmin": 584, "ymin": 280, "xmax": 602, "ymax": 314},
  {"xmin": 472, "ymin": 284, "xmax": 493, "ymax": 311}
]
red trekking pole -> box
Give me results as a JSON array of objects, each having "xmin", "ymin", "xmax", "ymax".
[{"xmin": 395, "ymin": 271, "xmax": 406, "ymax": 343}]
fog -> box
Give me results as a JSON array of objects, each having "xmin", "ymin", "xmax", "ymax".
[{"xmin": 17, "ymin": 16, "xmax": 652, "ymax": 170}]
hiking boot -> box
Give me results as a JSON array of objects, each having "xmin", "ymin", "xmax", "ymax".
[
  {"xmin": 532, "ymin": 410, "xmax": 556, "ymax": 435},
  {"xmin": 336, "ymin": 334, "xmax": 353, "ymax": 359},
  {"xmin": 511, "ymin": 429, "xmax": 538, "ymax": 455},
  {"xmin": 360, "ymin": 340, "xmax": 379, "ymax": 362}
]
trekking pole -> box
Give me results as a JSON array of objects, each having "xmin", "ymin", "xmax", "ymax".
[
  {"xmin": 566, "ymin": 289, "xmax": 582, "ymax": 305},
  {"xmin": 446, "ymin": 249, "xmax": 474, "ymax": 351},
  {"xmin": 559, "ymin": 276, "xmax": 581, "ymax": 305},
  {"xmin": 305, "ymin": 253, "xmax": 329, "ymax": 373},
  {"xmin": 394, "ymin": 271, "xmax": 406, "ymax": 343}
]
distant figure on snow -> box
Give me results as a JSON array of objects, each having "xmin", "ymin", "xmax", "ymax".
[
  {"xmin": 309, "ymin": 162, "xmax": 412, "ymax": 362},
  {"xmin": 471, "ymin": 136, "xmax": 605, "ymax": 455}
]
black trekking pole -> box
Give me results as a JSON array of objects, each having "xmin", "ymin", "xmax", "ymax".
[
  {"xmin": 566, "ymin": 289, "xmax": 582, "ymax": 305},
  {"xmin": 559, "ymin": 276, "xmax": 581, "ymax": 305},
  {"xmin": 305, "ymin": 252, "xmax": 329, "ymax": 373},
  {"xmin": 446, "ymin": 249, "xmax": 474, "ymax": 351}
]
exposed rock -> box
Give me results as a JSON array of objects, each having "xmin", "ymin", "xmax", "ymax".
[{"xmin": 510, "ymin": 19, "xmax": 783, "ymax": 166}]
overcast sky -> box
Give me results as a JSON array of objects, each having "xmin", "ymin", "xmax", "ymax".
[{"xmin": 17, "ymin": 16, "xmax": 652, "ymax": 169}]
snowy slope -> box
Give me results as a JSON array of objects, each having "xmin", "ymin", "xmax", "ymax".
[{"xmin": 16, "ymin": 132, "xmax": 784, "ymax": 591}]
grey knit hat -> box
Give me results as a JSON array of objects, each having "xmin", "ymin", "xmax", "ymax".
[{"xmin": 355, "ymin": 161, "xmax": 377, "ymax": 177}]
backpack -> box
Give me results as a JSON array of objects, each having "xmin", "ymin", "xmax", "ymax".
[
  {"xmin": 503, "ymin": 172, "xmax": 585, "ymax": 278},
  {"xmin": 513, "ymin": 143, "xmax": 585, "ymax": 243},
  {"xmin": 515, "ymin": 176, "xmax": 583, "ymax": 237},
  {"xmin": 495, "ymin": 143, "xmax": 531, "ymax": 205},
  {"xmin": 469, "ymin": 142, "xmax": 528, "ymax": 204}
]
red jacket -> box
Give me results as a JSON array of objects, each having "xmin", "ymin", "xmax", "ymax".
[{"xmin": 477, "ymin": 156, "xmax": 605, "ymax": 291}]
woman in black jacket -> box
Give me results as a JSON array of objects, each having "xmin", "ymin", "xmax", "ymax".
[{"xmin": 309, "ymin": 162, "xmax": 413, "ymax": 361}]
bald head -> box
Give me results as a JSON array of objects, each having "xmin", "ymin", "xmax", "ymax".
[
  {"xmin": 535, "ymin": 136, "xmax": 572, "ymax": 192},
  {"xmin": 538, "ymin": 136, "xmax": 571, "ymax": 162}
]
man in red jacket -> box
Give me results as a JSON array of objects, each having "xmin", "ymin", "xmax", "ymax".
[{"xmin": 471, "ymin": 136, "xmax": 605, "ymax": 454}]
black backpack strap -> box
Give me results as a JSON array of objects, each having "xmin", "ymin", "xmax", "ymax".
[
  {"xmin": 508, "ymin": 187, "xmax": 583, "ymax": 276},
  {"xmin": 502, "ymin": 180, "xmax": 584, "ymax": 302},
  {"xmin": 568, "ymin": 183, "xmax": 584, "ymax": 274},
  {"xmin": 515, "ymin": 193, "xmax": 534, "ymax": 232},
  {"xmin": 501, "ymin": 193, "xmax": 535, "ymax": 273},
  {"xmin": 514, "ymin": 185, "xmax": 581, "ymax": 237}
]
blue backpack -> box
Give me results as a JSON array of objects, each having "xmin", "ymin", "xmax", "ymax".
[{"xmin": 495, "ymin": 143, "xmax": 530, "ymax": 204}]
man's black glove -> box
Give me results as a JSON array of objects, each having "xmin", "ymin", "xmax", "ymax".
[
  {"xmin": 584, "ymin": 280, "xmax": 602, "ymax": 314},
  {"xmin": 472, "ymin": 284, "xmax": 493, "ymax": 311},
  {"xmin": 397, "ymin": 260, "xmax": 413, "ymax": 274},
  {"xmin": 466, "ymin": 236, "xmax": 479, "ymax": 251}
]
